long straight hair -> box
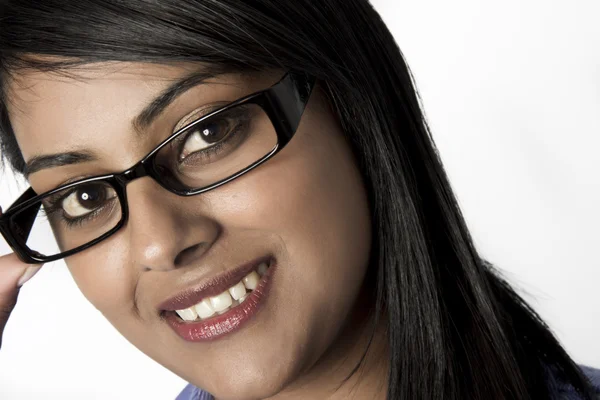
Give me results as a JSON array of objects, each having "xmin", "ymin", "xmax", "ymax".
[{"xmin": 0, "ymin": 1, "xmax": 595, "ymax": 398}]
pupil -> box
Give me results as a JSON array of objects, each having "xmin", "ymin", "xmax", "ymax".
[
  {"xmin": 77, "ymin": 185, "xmax": 105, "ymax": 208},
  {"xmin": 201, "ymin": 121, "xmax": 225, "ymax": 143}
]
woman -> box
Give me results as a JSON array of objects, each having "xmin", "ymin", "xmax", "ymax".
[{"xmin": 0, "ymin": 1, "xmax": 598, "ymax": 399}]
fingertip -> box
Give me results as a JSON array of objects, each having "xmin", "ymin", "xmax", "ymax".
[{"xmin": 17, "ymin": 265, "xmax": 42, "ymax": 287}]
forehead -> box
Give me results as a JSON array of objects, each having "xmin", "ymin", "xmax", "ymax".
[
  {"xmin": 7, "ymin": 62, "xmax": 208, "ymax": 118},
  {"xmin": 5, "ymin": 62, "xmax": 222, "ymax": 159}
]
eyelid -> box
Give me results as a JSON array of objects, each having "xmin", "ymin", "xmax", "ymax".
[
  {"xmin": 38, "ymin": 174, "xmax": 113, "ymax": 206},
  {"xmin": 32, "ymin": 175, "xmax": 90, "ymax": 199},
  {"xmin": 52, "ymin": 175, "xmax": 94, "ymax": 192},
  {"xmin": 172, "ymin": 101, "xmax": 230, "ymax": 133}
]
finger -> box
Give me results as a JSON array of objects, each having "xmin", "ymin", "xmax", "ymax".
[
  {"xmin": 0, "ymin": 253, "xmax": 36, "ymax": 347},
  {"xmin": 0, "ymin": 208, "xmax": 43, "ymax": 348},
  {"xmin": 0, "ymin": 205, "xmax": 43, "ymax": 291}
]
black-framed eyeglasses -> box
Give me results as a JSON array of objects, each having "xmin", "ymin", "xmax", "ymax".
[{"xmin": 0, "ymin": 71, "xmax": 316, "ymax": 264}]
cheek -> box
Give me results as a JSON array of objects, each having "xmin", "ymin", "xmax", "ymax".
[
  {"xmin": 65, "ymin": 238, "xmax": 135, "ymax": 317},
  {"xmin": 211, "ymin": 115, "xmax": 373, "ymax": 341}
]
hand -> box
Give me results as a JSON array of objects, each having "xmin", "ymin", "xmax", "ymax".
[{"xmin": 0, "ymin": 207, "xmax": 42, "ymax": 349}]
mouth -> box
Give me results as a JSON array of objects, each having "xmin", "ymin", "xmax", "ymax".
[{"xmin": 160, "ymin": 256, "xmax": 275, "ymax": 342}]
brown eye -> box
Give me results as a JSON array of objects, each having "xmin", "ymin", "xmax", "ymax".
[
  {"xmin": 61, "ymin": 184, "xmax": 116, "ymax": 218},
  {"xmin": 180, "ymin": 120, "xmax": 230, "ymax": 160}
]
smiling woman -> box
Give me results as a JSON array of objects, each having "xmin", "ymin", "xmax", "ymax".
[{"xmin": 0, "ymin": 1, "xmax": 598, "ymax": 400}]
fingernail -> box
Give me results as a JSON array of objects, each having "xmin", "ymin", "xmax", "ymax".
[{"xmin": 17, "ymin": 266, "xmax": 41, "ymax": 287}]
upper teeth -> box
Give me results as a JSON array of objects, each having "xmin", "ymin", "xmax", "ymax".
[{"xmin": 175, "ymin": 262, "xmax": 269, "ymax": 322}]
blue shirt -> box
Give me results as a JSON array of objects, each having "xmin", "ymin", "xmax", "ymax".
[{"xmin": 176, "ymin": 365, "xmax": 600, "ymax": 400}]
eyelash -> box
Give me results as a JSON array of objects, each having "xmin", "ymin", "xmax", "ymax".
[
  {"xmin": 63, "ymin": 203, "xmax": 115, "ymax": 229},
  {"xmin": 173, "ymin": 107, "xmax": 251, "ymax": 165},
  {"xmin": 42, "ymin": 191, "xmax": 117, "ymax": 229},
  {"xmin": 179, "ymin": 121, "xmax": 248, "ymax": 167}
]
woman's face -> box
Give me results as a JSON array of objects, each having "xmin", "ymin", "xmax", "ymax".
[{"xmin": 6, "ymin": 63, "xmax": 372, "ymax": 398}]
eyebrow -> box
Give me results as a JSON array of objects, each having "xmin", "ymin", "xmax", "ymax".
[
  {"xmin": 24, "ymin": 151, "xmax": 97, "ymax": 178},
  {"xmin": 132, "ymin": 69, "xmax": 224, "ymax": 133},
  {"xmin": 24, "ymin": 67, "xmax": 230, "ymax": 177}
]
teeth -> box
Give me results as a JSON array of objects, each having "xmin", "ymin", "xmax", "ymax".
[
  {"xmin": 175, "ymin": 262, "xmax": 270, "ymax": 321},
  {"xmin": 257, "ymin": 262, "xmax": 268, "ymax": 277},
  {"xmin": 243, "ymin": 271, "xmax": 260, "ymax": 290},
  {"xmin": 228, "ymin": 281, "xmax": 247, "ymax": 300},
  {"xmin": 176, "ymin": 307, "xmax": 198, "ymax": 322},
  {"xmin": 194, "ymin": 299, "xmax": 215, "ymax": 319},
  {"xmin": 210, "ymin": 290, "xmax": 233, "ymax": 313}
]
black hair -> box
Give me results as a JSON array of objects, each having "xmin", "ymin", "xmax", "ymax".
[{"xmin": 0, "ymin": 1, "xmax": 595, "ymax": 398}]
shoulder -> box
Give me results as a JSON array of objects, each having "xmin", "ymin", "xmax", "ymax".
[
  {"xmin": 175, "ymin": 384, "xmax": 214, "ymax": 400},
  {"xmin": 580, "ymin": 365, "xmax": 600, "ymax": 393},
  {"xmin": 549, "ymin": 364, "xmax": 600, "ymax": 399}
]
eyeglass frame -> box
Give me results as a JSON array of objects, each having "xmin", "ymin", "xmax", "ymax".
[{"xmin": 0, "ymin": 71, "xmax": 316, "ymax": 264}]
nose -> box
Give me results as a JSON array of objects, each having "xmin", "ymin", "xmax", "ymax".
[{"xmin": 123, "ymin": 178, "xmax": 220, "ymax": 272}]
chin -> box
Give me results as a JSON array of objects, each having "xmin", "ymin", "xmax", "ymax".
[{"xmin": 188, "ymin": 360, "xmax": 298, "ymax": 400}]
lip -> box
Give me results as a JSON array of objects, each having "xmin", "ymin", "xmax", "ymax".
[
  {"xmin": 164, "ymin": 261, "xmax": 276, "ymax": 342},
  {"xmin": 157, "ymin": 255, "xmax": 272, "ymax": 312}
]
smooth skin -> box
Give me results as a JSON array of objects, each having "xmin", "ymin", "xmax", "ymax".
[{"xmin": 0, "ymin": 63, "xmax": 388, "ymax": 400}]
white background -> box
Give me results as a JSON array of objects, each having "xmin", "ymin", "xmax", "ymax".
[{"xmin": 1, "ymin": 1, "xmax": 599, "ymax": 398}]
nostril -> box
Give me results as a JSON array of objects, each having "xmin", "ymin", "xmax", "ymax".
[{"xmin": 174, "ymin": 242, "xmax": 207, "ymax": 267}]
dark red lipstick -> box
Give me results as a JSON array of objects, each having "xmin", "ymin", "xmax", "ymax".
[{"xmin": 160, "ymin": 257, "xmax": 275, "ymax": 342}]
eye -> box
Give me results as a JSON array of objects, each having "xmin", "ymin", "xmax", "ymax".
[
  {"xmin": 180, "ymin": 120, "xmax": 230, "ymax": 160},
  {"xmin": 61, "ymin": 184, "xmax": 117, "ymax": 218}
]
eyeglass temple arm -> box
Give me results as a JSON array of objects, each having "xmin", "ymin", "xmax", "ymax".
[{"xmin": 267, "ymin": 72, "xmax": 316, "ymax": 140}]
